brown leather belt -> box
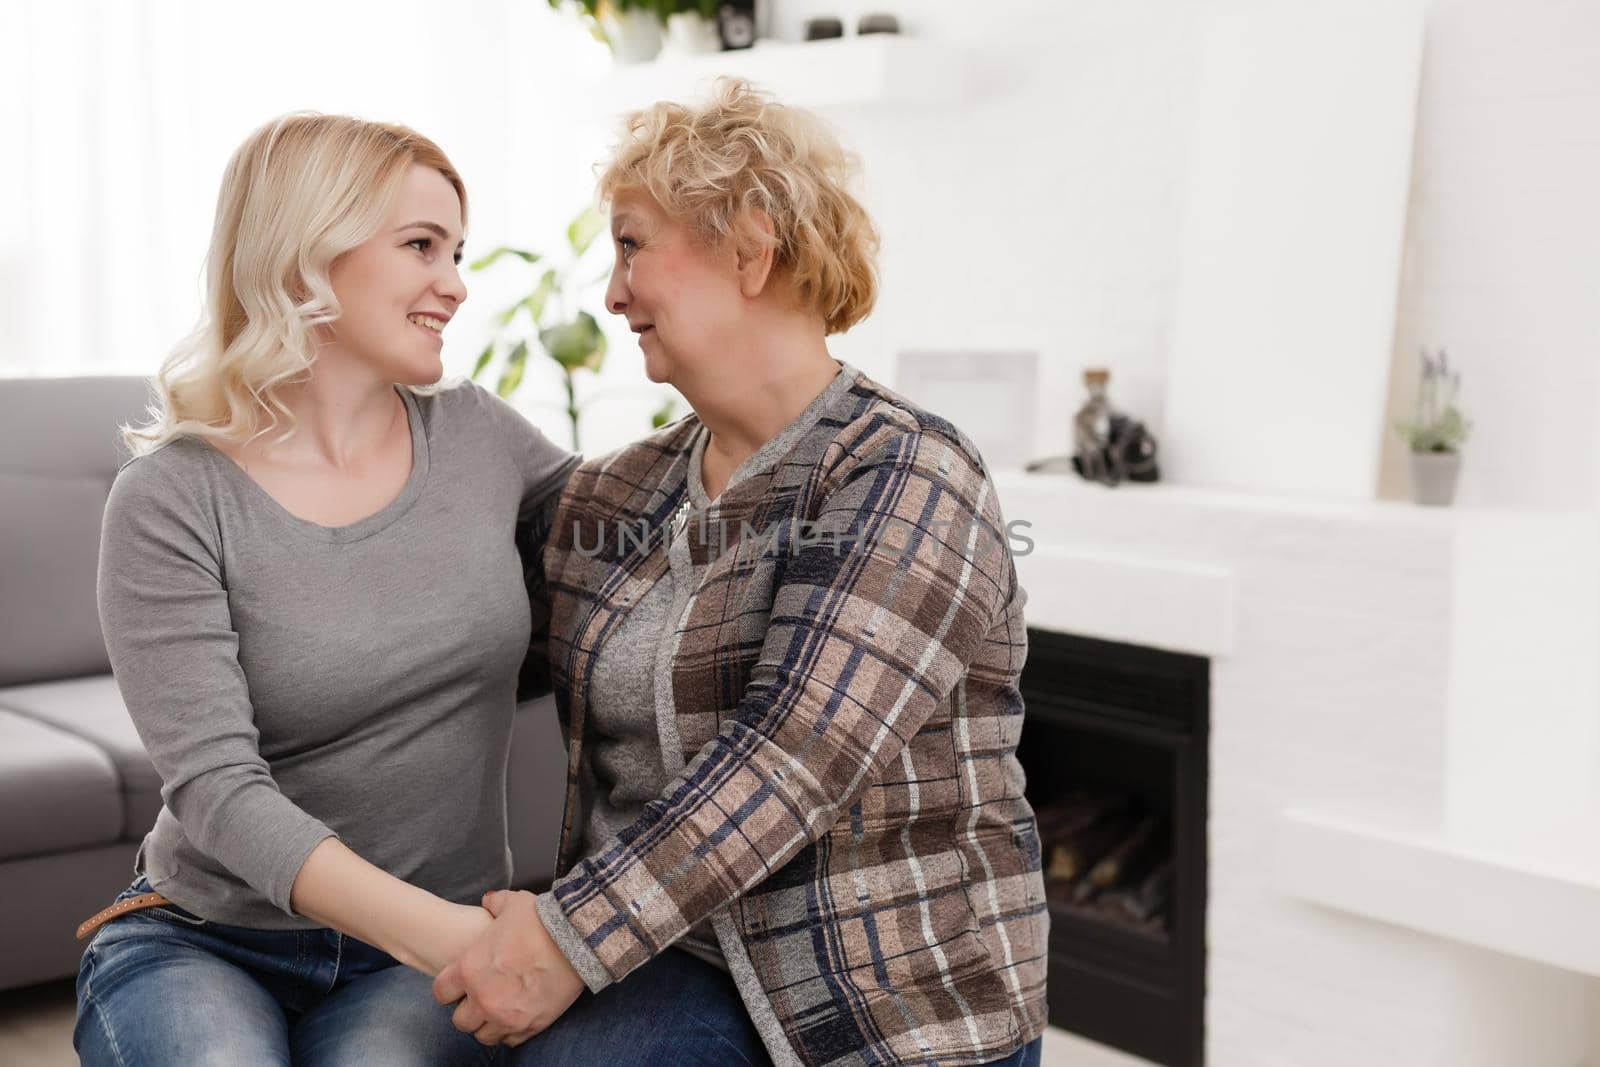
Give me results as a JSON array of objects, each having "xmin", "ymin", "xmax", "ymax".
[{"xmin": 76, "ymin": 892, "xmax": 174, "ymax": 941}]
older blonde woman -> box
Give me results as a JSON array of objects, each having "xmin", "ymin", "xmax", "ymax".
[
  {"xmin": 75, "ymin": 114, "xmax": 576, "ymax": 1065},
  {"xmin": 435, "ymin": 79, "xmax": 1047, "ymax": 1067}
]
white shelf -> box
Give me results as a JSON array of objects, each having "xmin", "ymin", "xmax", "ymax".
[
  {"xmin": 1015, "ymin": 544, "xmax": 1237, "ymax": 659},
  {"xmin": 590, "ymin": 36, "xmax": 965, "ymax": 118},
  {"xmin": 1277, "ymin": 808, "xmax": 1600, "ymax": 978}
]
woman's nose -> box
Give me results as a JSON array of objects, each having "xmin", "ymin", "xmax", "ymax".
[
  {"xmin": 604, "ymin": 263, "xmax": 628, "ymax": 316},
  {"xmin": 438, "ymin": 261, "xmax": 467, "ymax": 307}
]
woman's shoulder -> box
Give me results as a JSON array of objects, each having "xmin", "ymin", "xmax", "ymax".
[
  {"xmin": 822, "ymin": 369, "xmax": 991, "ymax": 482},
  {"xmin": 109, "ymin": 435, "xmax": 216, "ymax": 503},
  {"xmin": 409, "ymin": 376, "xmax": 507, "ymax": 427},
  {"xmin": 570, "ymin": 416, "xmax": 699, "ymax": 488},
  {"xmin": 412, "ymin": 378, "xmax": 568, "ymax": 454},
  {"xmin": 102, "ymin": 436, "xmax": 228, "ymax": 547}
]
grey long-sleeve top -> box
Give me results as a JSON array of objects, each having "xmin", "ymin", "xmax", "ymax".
[{"xmin": 97, "ymin": 381, "xmax": 577, "ymax": 928}]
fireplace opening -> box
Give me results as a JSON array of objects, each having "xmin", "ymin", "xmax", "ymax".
[{"xmin": 1018, "ymin": 629, "xmax": 1209, "ymax": 1067}]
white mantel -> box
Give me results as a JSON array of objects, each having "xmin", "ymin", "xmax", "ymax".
[{"xmin": 995, "ymin": 468, "xmax": 1600, "ymax": 1066}]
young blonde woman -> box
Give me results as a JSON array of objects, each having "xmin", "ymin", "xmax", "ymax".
[
  {"xmin": 74, "ymin": 114, "xmax": 576, "ymax": 1065},
  {"xmin": 434, "ymin": 79, "xmax": 1048, "ymax": 1067}
]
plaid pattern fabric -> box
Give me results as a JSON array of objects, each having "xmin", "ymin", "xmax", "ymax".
[{"xmin": 541, "ymin": 371, "xmax": 1048, "ymax": 1066}]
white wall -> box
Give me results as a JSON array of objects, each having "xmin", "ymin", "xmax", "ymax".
[
  {"xmin": 11, "ymin": 0, "xmax": 1600, "ymax": 504},
  {"xmin": 1379, "ymin": 0, "xmax": 1600, "ymax": 510},
  {"xmin": 785, "ymin": 0, "xmax": 1600, "ymax": 512},
  {"xmin": 769, "ymin": 0, "xmax": 1207, "ymax": 465}
]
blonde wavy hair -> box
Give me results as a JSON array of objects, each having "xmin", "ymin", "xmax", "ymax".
[
  {"xmin": 125, "ymin": 113, "xmax": 467, "ymax": 455},
  {"xmin": 597, "ymin": 78, "xmax": 878, "ymax": 335}
]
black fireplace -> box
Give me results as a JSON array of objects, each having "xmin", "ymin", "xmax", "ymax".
[{"xmin": 1018, "ymin": 629, "xmax": 1209, "ymax": 1066}]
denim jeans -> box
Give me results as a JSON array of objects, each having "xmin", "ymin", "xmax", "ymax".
[
  {"xmin": 507, "ymin": 946, "xmax": 1042, "ymax": 1067},
  {"xmin": 74, "ymin": 878, "xmax": 495, "ymax": 1066}
]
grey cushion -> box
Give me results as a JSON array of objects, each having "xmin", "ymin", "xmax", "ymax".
[
  {"xmin": 0, "ymin": 472, "xmax": 115, "ymax": 685},
  {"xmin": 0, "ymin": 376, "xmax": 150, "ymax": 687},
  {"xmin": 0, "ymin": 675, "xmax": 163, "ymax": 840},
  {"xmin": 507, "ymin": 694, "xmax": 567, "ymax": 889},
  {"xmin": 0, "ymin": 375, "xmax": 150, "ymax": 479},
  {"xmin": 0, "ymin": 843, "xmax": 141, "ymax": 992},
  {"xmin": 0, "ymin": 709, "xmax": 122, "ymax": 861}
]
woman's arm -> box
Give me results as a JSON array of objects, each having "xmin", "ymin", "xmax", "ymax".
[
  {"xmin": 471, "ymin": 380, "xmax": 580, "ymax": 702},
  {"xmin": 291, "ymin": 839, "xmax": 491, "ymax": 975},
  {"xmin": 98, "ymin": 458, "xmax": 487, "ymax": 972}
]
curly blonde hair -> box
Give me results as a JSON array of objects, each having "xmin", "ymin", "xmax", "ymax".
[
  {"xmin": 125, "ymin": 113, "xmax": 466, "ymax": 455},
  {"xmin": 597, "ymin": 78, "xmax": 878, "ymax": 335}
]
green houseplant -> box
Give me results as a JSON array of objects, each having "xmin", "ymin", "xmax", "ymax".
[
  {"xmin": 546, "ymin": 0, "xmax": 716, "ymax": 19},
  {"xmin": 546, "ymin": 0, "xmax": 718, "ymax": 62},
  {"xmin": 1394, "ymin": 348, "xmax": 1472, "ymax": 506},
  {"xmin": 468, "ymin": 207, "xmax": 610, "ymax": 451},
  {"xmin": 468, "ymin": 206, "xmax": 678, "ymax": 451}
]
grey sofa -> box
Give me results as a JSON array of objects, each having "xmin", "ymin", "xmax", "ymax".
[{"xmin": 0, "ymin": 376, "xmax": 567, "ymax": 992}]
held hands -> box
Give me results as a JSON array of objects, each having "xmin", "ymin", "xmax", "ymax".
[{"xmin": 432, "ymin": 889, "xmax": 586, "ymax": 1047}]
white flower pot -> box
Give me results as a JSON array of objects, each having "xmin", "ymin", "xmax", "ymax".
[
  {"xmin": 661, "ymin": 12, "xmax": 722, "ymax": 58},
  {"xmin": 1409, "ymin": 450, "xmax": 1461, "ymax": 507},
  {"xmin": 602, "ymin": 8, "xmax": 662, "ymax": 65}
]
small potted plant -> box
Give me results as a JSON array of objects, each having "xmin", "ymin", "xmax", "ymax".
[
  {"xmin": 547, "ymin": 0, "xmax": 663, "ymax": 64},
  {"xmin": 660, "ymin": 0, "xmax": 722, "ymax": 58},
  {"xmin": 1394, "ymin": 348, "xmax": 1471, "ymax": 507}
]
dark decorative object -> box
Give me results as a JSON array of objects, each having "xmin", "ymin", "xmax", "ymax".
[
  {"xmin": 1070, "ymin": 368, "xmax": 1159, "ymax": 486},
  {"xmin": 857, "ymin": 13, "xmax": 900, "ymax": 34},
  {"xmin": 804, "ymin": 16, "xmax": 844, "ymax": 40},
  {"xmin": 717, "ymin": 1, "xmax": 756, "ymax": 49}
]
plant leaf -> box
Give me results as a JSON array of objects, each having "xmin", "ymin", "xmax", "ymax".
[
  {"xmin": 566, "ymin": 207, "xmax": 607, "ymax": 258},
  {"xmin": 539, "ymin": 311, "xmax": 607, "ymax": 374},
  {"xmin": 496, "ymin": 340, "xmax": 529, "ymax": 398},
  {"xmin": 470, "ymin": 342, "xmax": 496, "ymax": 380},
  {"xmin": 469, "ymin": 246, "xmax": 541, "ymax": 272},
  {"xmin": 525, "ymin": 268, "xmax": 559, "ymax": 325}
]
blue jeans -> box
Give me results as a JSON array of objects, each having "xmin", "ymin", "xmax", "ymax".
[
  {"xmin": 74, "ymin": 878, "xmax": 494, "ymax": 1066},
  {"xmin": 507, "ymin": 946, "xmax": 1042, "ymax": 1067}
]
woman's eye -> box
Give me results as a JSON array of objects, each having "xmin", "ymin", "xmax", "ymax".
[
  {"xmin": 408, "ymin": 237, "xmax": 433, "ymax": 254},
  {"xmin": 617, "ymin": 236, "xmax": 638, "ymax": 259}
]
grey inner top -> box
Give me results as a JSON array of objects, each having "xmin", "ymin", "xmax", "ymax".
[
  {"xmin": 97, "ymin": 381, "xmax": 576, "ymax": 928},
  {"xmin": 579, "ymin": 565, "xmax": 725, "ymax": 970}
]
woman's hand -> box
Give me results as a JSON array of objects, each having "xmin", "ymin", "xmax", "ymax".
[{"xmin": 433, "ymin": 890, "xmax": 586, "ymax": 1047}]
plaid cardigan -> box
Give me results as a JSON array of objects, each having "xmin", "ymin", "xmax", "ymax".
[{"xmin": 538, "ymin": 366, "xmax": 1048, "ymax": 1066}]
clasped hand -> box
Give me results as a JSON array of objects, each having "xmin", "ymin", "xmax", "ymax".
[{"xmin": 431, "ymin": 889, "xmax": 586, "ymax": 1047}]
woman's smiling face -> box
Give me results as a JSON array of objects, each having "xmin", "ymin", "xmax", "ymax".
[
  {"xmin": 603, "ymin": 191, "xmax": 747, "ymax": 385},
  {"xmin": 324, "ymin": 164, "xmax": 467, "ymax": 385}
]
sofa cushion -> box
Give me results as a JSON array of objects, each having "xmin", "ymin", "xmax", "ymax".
[
  {"xmin": 0, "ymin": 472, "xmax": 114, "ymax": 686},
  {"xmin": 0, "ymin": 375, "xmax": 149, "ymax": 480},
  {"xmin": 0, "ymin": 709, "xmax": 122, "ymax": 861},
  {"xmin": 0, "ymin": 675, "xmax": 163, "ymax": 840},
  {"xmin": 0, "ymin": 375, "xmax": 149, "ymax": 688}
]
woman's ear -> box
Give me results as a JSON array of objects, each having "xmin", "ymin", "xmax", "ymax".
[{"xmin": 735, "ymin": 210, "xmax": 777, "ymax": 299}]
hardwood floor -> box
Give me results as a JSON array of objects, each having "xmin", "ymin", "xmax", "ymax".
[{"xmin": 0, "ymin": 981, "xmax": 77, "ymax": 1067}]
